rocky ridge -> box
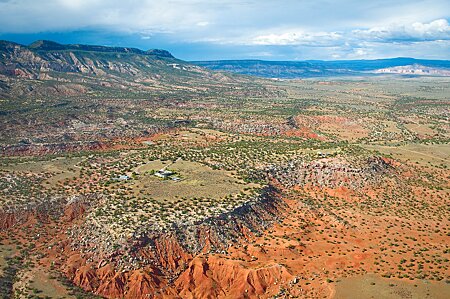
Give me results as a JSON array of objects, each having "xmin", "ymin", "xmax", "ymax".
[
  {"xmin": 69, "ymin": 186, "xmax": 286, "ymax": 271},
  {"xmin": 269, "ymin": 156, "xmax": 394, "ymax": 189},
  {"xmin": 0, "ymin": 152, "xmax": 401, "ymax": 298}
]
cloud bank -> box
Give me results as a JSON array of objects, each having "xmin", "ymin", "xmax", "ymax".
[
  {"xmin": 353, "ymin": 19, "xmax": 450, "ymax": 42},
  {"xmin": 0, "ymin": 0, "xmax": 449, "ymax": 60}
]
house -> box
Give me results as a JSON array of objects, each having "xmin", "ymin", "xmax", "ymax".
[
  {"xmin": 317, "ymin": 151, "xmax": 328, "ymax": 158},
  {"xmin": 114, "ymin": 175, "xmax": 130, "ymax": 181},
  {"xmin": 154, "ymin": 170, "xmax": 174, "ymax": 178}
]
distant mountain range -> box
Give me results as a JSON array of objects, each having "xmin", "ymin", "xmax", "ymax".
[
  {"xmin": 2, "ymin": 39, "xmax": 449, "ymax": 87},
  {"xmin": 193, "ymin": 58, "xmax": 450, "ymax": 78}
]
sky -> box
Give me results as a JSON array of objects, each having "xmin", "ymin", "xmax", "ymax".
[{"xmin": 0, "ymin": 0, "xmax": 449, "ymax": 61}]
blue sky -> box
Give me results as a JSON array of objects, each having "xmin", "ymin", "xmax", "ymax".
[{"xmin": 0, "ymin": 0, "xmax": 449, "ymax": 61}]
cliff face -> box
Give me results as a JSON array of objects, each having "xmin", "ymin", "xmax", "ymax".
[
  {"xmin": 69, "ymin": 187, "xmax": 285, "ymax": 263},
  {"xmin": 174, "ymin": 256, "xmax": 294, "ymax": 299},
  {"xmin": 373, "ymin": 64, "xmax": 450, "ymax": 76},
  {"xmin": 0, "ymin": 194, "xmax": 95, "ymax": 229},
  {"xmin": 61, "ymin": 186, "xmax": 287, "ymax": 298}
]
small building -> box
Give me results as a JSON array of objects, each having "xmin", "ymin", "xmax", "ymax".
[
  {"xmin": 317, "ymin": 151, "xmax": 328, "ymax": 158},
  {"xmin": 154, "ymin": 170, "xmax": 174, "ymax": 179},
  {"xmin": 114, "ymin": 175, "xmax": 130, "ymax": 181}
]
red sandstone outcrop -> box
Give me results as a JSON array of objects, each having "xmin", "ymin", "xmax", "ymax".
[{"xmin": 174, "ymin": 256, "xmax": 293, "ymax": 299}]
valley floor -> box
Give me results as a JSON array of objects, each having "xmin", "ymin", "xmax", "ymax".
[{"xmin": 0, "ymin": 75, "xmax": 449, "ymax": 298}]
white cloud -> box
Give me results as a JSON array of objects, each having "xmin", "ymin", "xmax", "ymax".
[
  {"xmin": 246, "ymin": 19, "xmax": 450, "ymax": 48},
  {"xmin": 251, "ymin": 31, "xmax": 343, "ymax": 46},
  {"xmin": 196, "ymin": 21, "xmax": 210, "ymax": 27},
  {"xmin": 353, "ymin": 19, "xmax": 450, "ymax": 42}
]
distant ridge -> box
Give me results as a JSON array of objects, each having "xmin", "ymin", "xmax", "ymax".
[
  {"xmin": 1, "ymin": 39, "xmax": 449, "ymax": 79},
  {"xmin": 0, "ymin": 39, "xmax": 234, "ymax": 99},
  {"xmin": 193, "ymin": 57, "xmax": 450, "ymax": 78},
  {"xmin": 2, "ymin": 39, "xmax": 174, "ymax": 58}
]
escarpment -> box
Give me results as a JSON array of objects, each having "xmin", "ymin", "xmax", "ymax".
[
  {"xmin": 53, "ymin": 185, "xmax": 288, "ymax": 298},
  {"xmin": 268, "ymin": 156, "xmax": 395, "ymax": 190},
  {"xmin": 67, "ymin": 186, "xmax": 286, "ymax": 269},
  {"xmin": 60, "ymin": 155, "xmax": 394, "ymax": 298},
  {"xmin": 0, "ymin": 194, "xmax": 96, "ymax": 229},
  {"xmin": 0, "ymin": 155, "xmax": 399, "ymax": 298}
]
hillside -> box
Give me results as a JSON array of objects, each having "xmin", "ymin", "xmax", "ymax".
[
  {"xmin": 0, "ymin": 40, "xmax": 276, "ymax": 149},
  {"xmin": 0, "ymin": 40, "xmax": 261, "ymax": 98},
  {"xmin": 193, "ymin": 58, "xmax": 450, "ymax": 78}
]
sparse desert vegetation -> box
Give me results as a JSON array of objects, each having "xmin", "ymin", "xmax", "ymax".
[{"xmin": 0, "ymin": 41, "xmax": 448, "ymax": 299}]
